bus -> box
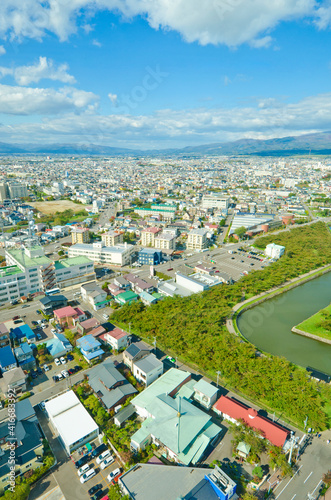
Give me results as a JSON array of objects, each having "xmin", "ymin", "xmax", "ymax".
[{"xmin": 45, "ymin": 287, "xmax": 60, "ymax": 296}]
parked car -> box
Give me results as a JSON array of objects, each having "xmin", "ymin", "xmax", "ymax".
[
  {"xmin": 91, "ymin": 491, "xmax": 105, "ymax": 500},
  {"xmin": 91, "ymin": 443, "xmax": 107, "ymax": 458},
  {"xmin": 74, "ymin": 365, "xmax": 82, "ymax": 372},
  {"xmin": 61, "ymin": 370, "xmax": 69, "ymax": 378},
  {"xmin": 67, "ymin": 354, "xmax": 74, "ymax": 361},
  {"xmin": 12, "ymin": 316, "xmax": 20, "ymax": 320},
  {"xmin": 57, "ymin": 373, "xmax": 63, "ymax": 381},
  {"xmin": 52, "ymin": 375, "xmax": 59, "ymax": 382},
  {"xmin": 44, "ymin": 364, "xmax": 50, "ymax": 372},
  {"xmin": 60, "ymin": 356, "xmax": 66, "ymax": 364},
  {"xmin": 78, "ymin": 464, "xmax": 90, "ymax": 477},
  {"xmin": 54, "ymin": 358, "xmax": 61, "ymax": 366},
  {"xmin": 30, "ymin": 371, "xmax": 37, "ymax": 379},
  {"xmin": 36, "ymin": 309, "xmax": 41, "ymax": 314},
  {"xmin": 32, "ymin": 320, "xmax": 38, "ymax": 325},
  {"xmin": 100, "ymin": 455, "xmax": 114, "ymax": 470},
  {"xmin": 107, "ymin": 468, "xmax": 121, "ymax": 483},
  {"xmin": 80, "ymin": 469, "xmax": 96, "ymax": 483},
  {"xmin": 37, "ymin": 367, "xmax": 43, "ymax": 375},
  {"xmin": 36, "ymin": 333, "xmax": 42, "ymax": 340},
  {"xmin": 75, "ymin": 455, "xmax": 90, "ymax": 469},
  {"xmin": 39, "ymin": 401, "xmax": 46, "ymax": 411},
  {"xmin": 88, "ymin": 484, "xmax": 102, "ymax": 497},
  {"xmin": 96, "ymin": 450, "xmax": 110, "ymax": 464}
]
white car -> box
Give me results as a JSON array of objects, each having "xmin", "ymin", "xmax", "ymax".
[
  {"xmin": 54, "ymin": 358, "xmax": 61, "ymax": 366},
  {"xmin": 51, "ymin": 328, "xmax": 57, "ymax": 334},
  {"xmin": 57, "ymin": 373, "xmax": 63, "ymax": 381},
  {"xmin": 60, "ymin": 357, "xmax": 66, "ymax": 364},
  {"xmin": 80, "ymin": 469, "xmax": 95, "ymax": 483},
  {"xmin": 78, "ymin": 464, "xmax": 90, "ymax": 477},
  {"xmin": 96, "ymin": 450, "xmax": 110, "ymax": 464},
  {"xmin": 107, "ymin": 468, "xmax": 121, "ymax": 482},
  {"xmin": 43, "ymin": 364, "xmax": 50, "ymax": 372},
  {"xmin": 61, "ymin": 370, "xmax": 69, "ymax": 378},
  {"xmin": 100, "ymin": 455, "xmax": 114, "ymax": 470}
]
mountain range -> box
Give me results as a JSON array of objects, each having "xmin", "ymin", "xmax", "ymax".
[{"xmin": 1, "ymin": 131, "xmax": 331, "ymax": 156}]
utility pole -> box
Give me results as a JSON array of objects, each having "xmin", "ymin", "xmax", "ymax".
[
  {"xmin": 304, "ymin": 415, "xmax": 308, "ymax": 430},
  {"xmin": 216, "ymin": 370, "xmax": 222, "ymax": 388},
  {"xmin": 153, "ymin": 336, "xmax": 156, "ymax": 353}
]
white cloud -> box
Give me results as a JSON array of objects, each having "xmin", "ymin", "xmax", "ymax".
[
  {"xmin": 0, "ymin": 0, "xmax": 322, "ymax": 47},
  {"xmin": 0, "ymin": 92, "xmax": 331, "ymax": 147},
  {"xmin": 0, "ymin": 46, "xmax": 5, "ymax": 55},
  {"xmin": 108, "ymin": 93, "xmax": 118, "ymax": 105},
  {"xmin": 92, "ymin": 39, "xmax": 102, "ymax": 47},
  {"xmin": 0, "ymin": 57, "xmax": 76, "ymax": 85},
  {"xmin": 0, "ymin": 84, "xmax": 98, "ymax": 115}
]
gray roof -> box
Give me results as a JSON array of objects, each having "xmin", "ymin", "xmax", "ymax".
[
  {"xmin": 125, "ymin": 341, "xmax": 150, "ymax": 360},
  {"xmin": 119, "ymin": 463, "xmax": 221, "ymax": 500},
  {"xmin": 134, "ymin": 353, "xmax": 163, "ymax": 374},
  {"xmin": 114, "ymin": 404, "xmax": 136, "ymax": 425},
  {"xmin": 14, "ymin": 399, "xmax": 35, "ymax": 421}
]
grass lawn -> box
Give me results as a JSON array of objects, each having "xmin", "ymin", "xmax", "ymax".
[{"xmin": 295, "ymin": 303, "xmax": 331, "ymax": 341}]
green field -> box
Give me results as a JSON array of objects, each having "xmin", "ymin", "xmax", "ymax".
[{"xmin": 295, "ymin": 303, "xmax": 331, "ymax": 341}]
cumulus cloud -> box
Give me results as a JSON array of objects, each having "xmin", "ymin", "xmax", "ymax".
[
  {"xmin": 0, "ymin": 57, "xmax": 76, "ymax": 85},
  {"xmin": 108, "ymin": 93, "xmax": 118, "ymax": 105},
  {"xmin": 0, "ymin": 46, "xmax": 5, "ymax": 55},
  {"xmin": 0, "ymin": 0, "xmax": 324, "ymax": 47},
  {"xmin": 0, "ymin": 92, "xmax": 331, "ymax": 147},
  {"xmin": 0, "ymin": 84, "xmax": 97, "ymax": 115}
]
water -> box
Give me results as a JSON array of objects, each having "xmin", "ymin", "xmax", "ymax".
[{"xmin": 237, "ymin": 271, "xmax": 331, "ymax": 374}]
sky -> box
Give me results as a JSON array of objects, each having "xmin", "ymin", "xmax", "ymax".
[{"xmin": 0, "ymin": 1, "xmax": 331, "ymax": 149}]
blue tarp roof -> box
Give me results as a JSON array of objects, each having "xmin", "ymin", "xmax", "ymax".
[
  {"xmin": 0, "ymin": 345, "xmax": 16, "ymax": 368},
  {"xmin": 76, "ymin": 334, "xmax": 101, "ymax": 351},
  {"xmin": 12, "ymin": 324, "xmax": 35, "ymax": 340}
]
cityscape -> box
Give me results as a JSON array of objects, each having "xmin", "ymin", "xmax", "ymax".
[{"xmin": 0, "ymin": 2, "xmax": 331, "ymax": 500}]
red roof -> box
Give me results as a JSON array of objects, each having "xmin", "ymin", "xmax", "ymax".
[
  {"xmin": 54, "ymin": 306, "xmax": 77, "ymax": 318},
  {"xmin": 107, "ymin": 327, "xmax": 127, "ymax": 340},
  {"xmin": 213, "ymin": 396, "xmax": 289, "ymax": 447}
]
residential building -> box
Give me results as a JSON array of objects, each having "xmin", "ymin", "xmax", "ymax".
[
  {"xmin": 123, "ymin": 273, "xmax": 155, "ymax": 294},
  {"xmin": 135, "ymin": 205, "xmax": 176, "ymax": 221},
  {"xmin": 45, "ymin": 391, "xmax": 99, "ymax": 455},
  {"xmin": 123, "ymin": 342, "xmax": 151, "ymax": 371},
  {"xmin": 133, "ymin": 353, "xmax": 163, "ymax": 386},
  {"xmin": 115, "ymin": 290, "xmax": 139, "ymax": 306},
  {"xmin": 11, "ymin": 324, "xmax": 36, "ymax": 344},
  {"xmin": 0, "ymin": 323, "xmax": 10, "ymax": 348},
  {"xmin": 76, "ymin": 317, "xmax": 101, "ymax": 336},
  {"xmin": 14, "ymin": 343, "xmax": 36, "ymax": 371},
  {"xmin": 193, "ymin": 379, "xmax": 218, "ymax": 410},
  {"xmin": 88, "ymin": 360, "xmax": 137, "ymax": 411},
  {"xmin": 138, "ymin": 248, "xmax": 162, "ymax": 265},
  {"xmin": 71, "ymin": 227, "xmax": 90, "ymax": 244},
  {"xmin": 213, "ymin": 396, "xmax": 289, "ymax": 448},
  {"xmin": 68, "ymin": 242, "xmax": 135, "ymax": 266},
  {"xmin": 102, "ymin": 326, "xmax": 128, "ymax": 351},
  {"xmin": 187, "ymin": 228, "xmax": 209, "ymax": 250},
  {"xmin": 141, "ymin": 227, "xmax": 162, "ymax": 247},
  {"xmin": 154, "ymin": 232, "xmax": 176, "ymax": 250},
  {"xmin": 54, "ymin": 256, "xmax": 96, "ymax": 287},
  {"xmin": 102, "ymin": 230, "xmax": 124, "ymax": 246},
  {"xmin": 76, "ymin": 334, "xmax": 104, "ymax": 363},
  {"xmin": 39, "ymin": 294, "xmax": 68, "ymax": 315},
  {"xmin": 0, "ymin": 366, "xmax": 27, "ymax": 395},
  {"xmin": 0, "ymin": 405, "xmax": 43, "ymax": 493},
  {"xmin": 44, "ymin": 332, "xmax": 73, "ymax": 359},
  {"xmin": 0, "ymin": 346, "xmax": 17, "ymax": 373},
  {"xmin": 119, "ymin": 463, "xmax": 237, "ymax": 500},
  {"xmin": 54, "ymin": 305, "xmax": 86, "ymax": 328},
  {"xmin": 80, "ymin": 282, "xmax": 108, "ymax": 310}
]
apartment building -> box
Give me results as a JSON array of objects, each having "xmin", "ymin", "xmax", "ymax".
[
  {"xmin": 101, "ymin": 230, "xmax": 124, "ymax": 246},
  {"xmin": 71, "ymin": 227, "xmax": 90, "ymax": 244},
  {"xmin": 141, "ymin": 227, "xmax": 161, "ymax": 247},
  {"xmin": 154, "ymin": 232, "xmax": 176, "ymax": 250},
  {"xmin": 187, "ymin": 228, "xmax": 209, "ymax": 250},
  {"xmin": 201, "ymin": 194, "xmax": 230, "ymax": 210}
]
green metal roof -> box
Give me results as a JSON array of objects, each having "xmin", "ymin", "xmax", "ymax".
[
  {"xmin": 54, "ymin": 256, "xmax": 94, "ymax": 269},
  {"xmin": 7, "ymin": 248, "xmax": 52, "ymax": 268},
  {"xmin": 117, "ymin": 291, "xmax": 139, "ymax": 302},
  {"xmin": 0, "ymin": 265, "xmax": 23, "ymax": 278}
]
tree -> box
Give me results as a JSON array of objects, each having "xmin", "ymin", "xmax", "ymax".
[
  {"xmin": 323, "ymin": 470, "xmax": 331, "ymax": 486},
  {"xmin": 234, "ymin": 226, "xmax": 247, "ymax": 239},
  {"xmin": 219, "ymin": 219, "xmax": 226, "ymax": 227},
  {"xmin": 108, "ymin": 484, "xmax": 130, "ymax": 500},
  {"xmin": 241, "ymin": 493, "xmax": 258, "ymax": 500},
  {"xmin": 252, "ymin": 466, "xmax": 264, "ymax": 480}
]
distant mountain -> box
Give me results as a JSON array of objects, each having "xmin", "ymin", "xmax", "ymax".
[{"xmin": 1, "ymin": 131, "xmax": 331, "ymax": 156}]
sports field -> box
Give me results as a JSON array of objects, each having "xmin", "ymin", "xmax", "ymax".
[{"xmin": 31, "ymin": 200, "xmax": 88, "ymax": 215}]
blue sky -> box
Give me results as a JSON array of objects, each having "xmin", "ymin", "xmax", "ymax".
[{"xmin": 0, "ymin": 1, "xmax": 331, "ymax": 148}]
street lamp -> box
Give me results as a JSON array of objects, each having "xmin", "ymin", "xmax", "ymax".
[{"xmin": 216, "ymin": 370, "xmax": 222, "ymax": 387}]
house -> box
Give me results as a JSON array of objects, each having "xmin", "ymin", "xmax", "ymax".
[
  {"xmin": 119, "ymin": 463, "xmax": 237, "ymax": 500},
  {"xmin": 14, "ymin": 343, "xmax": 36, "ymax": 371},
  {"xmin": 193, "ymin": 379, "xmax": 219, "ymax": 410},
  {"xmin": 54, "ymin": 305, "xmax": 86, "ymax": 328},
  {"xmin": 88, "ymin": 360, "xmax": 137, "ymax": 411},
  {"xmin": 115, "ymin": 290, "xmax": 139, "ymax": 306},
  {"xmin": 102, "ymin": 326, "xmax": 128, "ymax": 351},
  {"xmin": 44, "ymin": 333, "xmax": 73, "ymax": 359},
  {"xmin": 0, "ymin": 367, "xmax": 27, "ymax": 395},
  {"xmin": 0, "ymin": 407, "xmax": 43, "ymax": 493},
  {"xmin": 130, "ymin": 383, "xmax": 222, "ymax": 465},
  {"xmin": 11, "ymin": 324, "xmax": 36, "ymax": 344},
  {"xmin": 45, "ymin": 391, "xmax": 99, "ymax": 455},
  {"xmin": 76, "ymin": 317, "xmax": 101, "ymax": 336},
  {"xmin": 80, "ymin": 283, "xmax": 109, "ymax": 310},
  {"xmin": 39, "ymin": 294, "xmax": 68, "ymax": 315},
  {"xmin": 0, "ymin": 345, "xmax": 17, "ymax": 373},
  {"xmin": 76, "ymin": 334, "xmax": 104, "ymax": 363},
  {"xmin": 113, "ymin": 276, "xmax": 131, "ymax": 290},
  {"xmin": 139, "ymin": 291, "xmax": 159, "ymax": 306},
  {"xmin": 123, "ymin": 274, "xmax": 155, "ymax": 294},
  {"xmin": 0, "ymin": 323, "xmax": 10, "ymax": 348},
  {"xmin": 236, "ymin": 442, "xmax": 251, "ymax": 460},
  {"xmin": 132, "ymin": 353, "xmax": 163, "ymax": 386},
  {"xmin": 123, "ymin": 342, "xmax": 151, "ymax": 371},
  {"xmin": 114, "ymin": 404, "xmax": 136, "ymax": 427},
  {"xmin": 213, "ymin": 396, "xmax": 290, "ymax": 448}
]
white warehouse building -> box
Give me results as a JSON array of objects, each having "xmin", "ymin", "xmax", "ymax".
[
  {"xmin": 265, "ymin": 243, "xmax": 286, "ymax": 259},
  {"xmin": 45, "ymin": 391, "xmax": 99, "ymax": 455}
]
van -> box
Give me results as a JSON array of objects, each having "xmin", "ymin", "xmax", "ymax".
[
  {"xmin": 100, "ymin": 455, "xmax": 114, "ymax": 470},
  {"xmin": 80, "ymin": 468, "xmax": 96, "ymax": 483},
  {"xmin": 91, "ymin": 443, "xmax": 107, "ymax": 458},
  {"xmin": 96, "ymin": 450, "xmax": 110, "ymax": 464},
  {"xmin": 78, "ymin": 463, "xmax": 90, "ymax": 476},
  {"xmin": 102, "ymin": 314, "xmax": 108, "ymax": 320}
]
